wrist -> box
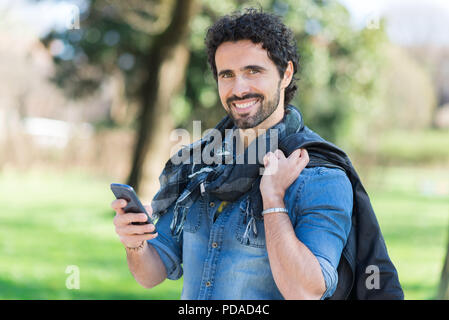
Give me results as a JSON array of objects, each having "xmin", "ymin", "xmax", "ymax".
[
  {"xmin": 125, "ymin": 240, "xmax": 147, "ymax": 254},
  {"xmin": 262, "ymin": 194, "xmax": 285, "ymax": 210}
]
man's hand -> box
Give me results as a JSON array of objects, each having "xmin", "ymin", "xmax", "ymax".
[
  {"xmin": 260, "ymin": 148, "xmax": 309, "ymax": 206},
  {"xmin": 111, "ymin": 199, "xmax": 158, "ymax": 249},
  {"xmin": 111, "ymin": 200, "xmax": 167, "ymax": 289}
]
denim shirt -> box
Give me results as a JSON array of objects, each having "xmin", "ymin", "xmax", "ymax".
[{"xmin": 148, "ymin": 166, "xmax": 353, "ymax": 300}]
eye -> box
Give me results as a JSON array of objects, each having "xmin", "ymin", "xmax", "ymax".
[
  {"xmin": 248, "ymin": 69, "xmax": 259, "ymax": 75},
  {"xmin": 220, "ymin": 71, "xmax": 233, "ymax": 79}
]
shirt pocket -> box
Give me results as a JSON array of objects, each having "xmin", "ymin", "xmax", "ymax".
[
  {"xmin": 182, "ymin": 197, "xmax": 204, "ymax": 233},
  {"xmin": 234, "ymin": 196, "xmax": 266, "ymax": 249}
]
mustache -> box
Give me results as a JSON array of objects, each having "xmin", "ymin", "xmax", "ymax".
[{"xmin": 226, "ymin": 93, "xmax": 264, "ymax": 106}]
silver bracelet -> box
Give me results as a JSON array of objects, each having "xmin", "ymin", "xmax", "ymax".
[{"xmin": 261, "ymin": 207, "xmax": 288, "ymax": 216}]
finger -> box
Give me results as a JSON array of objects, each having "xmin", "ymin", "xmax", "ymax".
[
  {"xmin": 274, "ymin": 149, "xmax": 286, "ymax": 160},
  {"xmin": 298, "ymin": 149, "xmax": 309, "ymax": 166},
  {"xmin": 263, "ymin": 152, "xmax": 273, "ymax": 167},
  {"xmin": 292, "ymin": 150, "xmax": 309, "ymax": 175},
  {"xmin": 114, "ymin": 212, "xmax": 148, "ymax": 227},
  {"xmin": 113, "ymin": 207, "xmax": 125, "ymax": 216},
  {"xmin": 121, "ymin": 213, "xmax": 149, "ymax": 225},
  {"xmin": 111, "ymin": 199, "xmax": 128, "ymax": 213},
  {"xmin": 120, "ymin": 232, "xmax": 158, "ymax": 244},
  {"xmin": 288, "ymin": 148, "xmax": 301, "ymax": 160},
  {"xmin": 117, "ymin": 223, "xmax": 155, "ymax": 236},
  {"xmin": 264, "ymin": 152, "xmax": 280, "ymax": 175},
  {"xmin": 270, "ymin": 151, "xmax": 280, "ymax": 162}
]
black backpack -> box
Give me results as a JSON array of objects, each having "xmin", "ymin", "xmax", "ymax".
[{"xmin": 280, "ymin": 127, "xmax": 404, "ymax": 300}]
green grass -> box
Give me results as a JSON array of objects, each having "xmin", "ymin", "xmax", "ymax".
[
  {"xmin": 0, "ymin": 166, "xmax": 448, "ymax": 299},
  {"xmin": 0, "ymin": 169, "xmax": 183, "ymax": 299},
  {"xmin": 364, "ymin": 165, "xmax": 449, "ymax": 299}
]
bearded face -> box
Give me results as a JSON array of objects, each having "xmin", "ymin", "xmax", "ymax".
[{"xmin": 215, "ymin": 40, "xmax": 288, "ymax": 132}]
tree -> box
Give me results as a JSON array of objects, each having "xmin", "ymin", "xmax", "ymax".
[
  {"xmin": 41, "ymin": 0, "xmax": 198, "ymax": 196},
  {"xmin": 125, "ymin": 0, "xmax": 198, "ymax": 193},
  {"xmin": 438, "ymin": 230, "xmax": 449, "ymax": 299}
]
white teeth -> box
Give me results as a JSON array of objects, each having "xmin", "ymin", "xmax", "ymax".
[{"xmin": 234, "ymin": 100, "xmax": 257, "ymax": 109}]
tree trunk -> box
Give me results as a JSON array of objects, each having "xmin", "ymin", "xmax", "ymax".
[
  {"xmin": 127, "ymin": 0, "xmax": 198, "ymax": 198},
  {"xmin": 438, "ymin": 225, "xmax": 449, "ymax": 299}
]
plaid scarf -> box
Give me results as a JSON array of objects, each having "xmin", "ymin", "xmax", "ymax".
[{"xmin": 151, "ymin": 105, "xmax": 304, "ymax": 240}]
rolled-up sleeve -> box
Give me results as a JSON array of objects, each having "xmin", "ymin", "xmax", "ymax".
[
  {"xmin": 147, "ymin": 203, "xmax": 183, "ymax": 280},
  {"xmin": 293, "ymin": 167, "xmax": 353, "ymax": 299}
]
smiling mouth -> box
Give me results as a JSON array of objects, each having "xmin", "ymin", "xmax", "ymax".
[{"xmin": 232, "ymin": 98, "xmax": 260, "ymax": 114}]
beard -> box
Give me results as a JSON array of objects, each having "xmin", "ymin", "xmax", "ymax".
[{"xmin": 225, "ymin": 81, "xmax": 282, "ymax": 129}]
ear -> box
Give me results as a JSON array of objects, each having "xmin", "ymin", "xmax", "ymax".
[{"xmin": 281, "ymin": 61, "xmax": 294, "ymax": 90}]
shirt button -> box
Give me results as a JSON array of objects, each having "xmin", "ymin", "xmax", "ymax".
[
  {"xmin": 209, "ymin": 202, "xmax": 215, "ymax": 207},
  {"xmin": 212, "ymin": 242, "xmax": 218, "ymax": 248},
  {"xmin": 205, "ymin": 281, "xmax": 211, "ymax": 287}
]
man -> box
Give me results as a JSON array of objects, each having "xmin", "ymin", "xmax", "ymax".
[{"xmin": 111, "ymin": 9, "xmax": 393, "ymax": 300}]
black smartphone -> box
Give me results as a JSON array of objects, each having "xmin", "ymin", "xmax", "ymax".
[{"xmin": 110, "ymin": 183, "xmax": 157, "ymax": 234}]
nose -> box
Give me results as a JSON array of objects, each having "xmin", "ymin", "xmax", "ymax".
[{"xmin": 231, "ymin": 75, "xmax": 251, "ymax": 98}]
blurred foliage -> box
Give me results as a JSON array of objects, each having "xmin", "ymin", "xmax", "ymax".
[
  {"xmin": 376, "ymin": 129, "xmax": 449, "ymax": 166},
  {"xmin": 379, "ymin": 45, "xmax": 437, "ymax": 130},
  {"xmin": 281, "ymin": 0, "xmax": 388, "ymax": 144},
  {"xmin": 40, "ymin": 0, "xmax": 438, "ymax": 150},
  {"xmin": 40, "ymin": 0, "xmax": 158, "ymax": 101},
  {"xmin": 183, "ymin": 0, "xmax": 393, "ymax": 144}
]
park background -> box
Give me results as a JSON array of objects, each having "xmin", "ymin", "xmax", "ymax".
[{"xmin": 1, "ymin": 0, "xmax": 449, "ymax": 300}]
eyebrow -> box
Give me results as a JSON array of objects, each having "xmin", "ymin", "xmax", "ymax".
[
  {"xmin": 243, "ymin": 65, "xmax": 267, "ymax": 72},
  {"xmin": 217, "ymin": 65, "xmax": 267, "ymax": 77}
]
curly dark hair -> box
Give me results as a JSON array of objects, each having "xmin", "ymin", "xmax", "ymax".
[{"xmin": 205, "ymin": 8, "xmax": 299, "ymax": 106}]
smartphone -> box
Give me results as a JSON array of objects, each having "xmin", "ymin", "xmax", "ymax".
[{"xmin": 110, "ymin": 183, "xmax": 157, "ymax": 234}]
